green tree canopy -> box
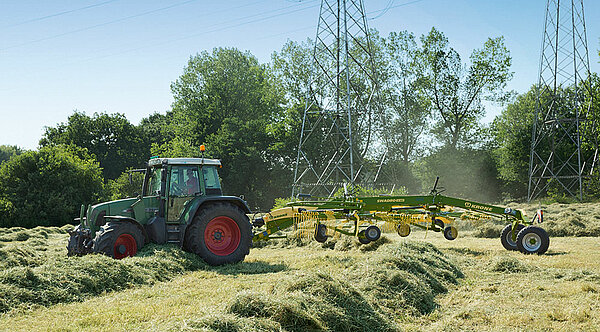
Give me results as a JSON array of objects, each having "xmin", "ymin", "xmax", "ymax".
[
  {"xmin": 419, "ymin": 27, "xmax": 513, "ymax": 149},
  {"xmin": 0, "ymin": 145, "xmax": 104, "ymax": 228},
  {"xmin": 167, "ymin": 47, "xmax": 289, "ymax": 208},
  {"xmin": 40, "ymin": 111, "xmax": 147, "ymax": 179},
  {"xmin": 0, "ymin": 145, "xmax": 23, "ymax": 165}
]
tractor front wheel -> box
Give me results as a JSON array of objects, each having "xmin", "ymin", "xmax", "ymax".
[
  {"xmin": 184, "ymin": 203, "xmax": 252, "ymax": 266},
  {"xmin": 92, "ymin": 222, "xmax": 144, "ymax": 259}
]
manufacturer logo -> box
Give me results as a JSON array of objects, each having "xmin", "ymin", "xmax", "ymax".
[
  {"xmin": 376, "ymin": 198, "xmax": 405, "ymax": 203},
  {"xmin": 464, "ymin": 202, "xmax": 492, "ymax": 212}
]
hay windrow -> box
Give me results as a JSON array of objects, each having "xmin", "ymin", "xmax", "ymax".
[
  {"xmin": 0, "ymin": 225, "xmax": 210, "ymax": 314},
  {"xmin": 218, "ymin": 241, "xmax": 463, "ymax": 331}
]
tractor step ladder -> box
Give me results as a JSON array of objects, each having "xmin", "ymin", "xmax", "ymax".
[{"xmin": 166, "ymin": 224, "xmax": 182, "ymax": 244}]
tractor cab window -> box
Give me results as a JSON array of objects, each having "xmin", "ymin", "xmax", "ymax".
[
  {"xmin": 202, "ymin": 166, "xmax": 222, "ymax": 195},
  {"xmin": 146, "ymin": 167, "xmax": 162, "ymax": 196},
  {"xmin": 169, "ymin": 166, "xmax": 200, "ymax": 197}
]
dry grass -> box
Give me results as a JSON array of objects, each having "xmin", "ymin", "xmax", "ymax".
[{"xmin": 1, "ymin": 202, "xmax": 599, "ymax": 331}]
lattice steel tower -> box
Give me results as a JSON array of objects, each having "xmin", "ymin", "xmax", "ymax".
[
  {"xmin": 292, "ymin": 0, "xmax": 379, "ymax": 197},
  {"xmin": 528, "ymin": 0, "xmax": 598, "ymax": 201}
]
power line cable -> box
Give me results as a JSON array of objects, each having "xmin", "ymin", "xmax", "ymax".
[
  {"xmin": 370, "ymin": 0, "xmax": 395, "ymax": 20},
  {"xmin": 75, "ymin": 0, "xmax": 320, "ymax": 61},
  {"xmin": 2, "ymin": 0, "xmax": 121, "ymax": 29},
  {"xmin": 369, "ymin": 0, "xmax": 425, "ymax": 20},
  {"xmin": 0, "ymin": 0, "xmax": 200, "ymax": 51}
]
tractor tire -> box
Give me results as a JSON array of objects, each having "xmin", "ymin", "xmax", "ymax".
[
  {"xmin": 365, "ymin": 225, "xmax": 381, "ymax": 241},
  {"xmin": 92, "ymin": 222, "xmax": 144, "ymax": 259},
  {"xmin": 516, "ymin": 226, "xmax": 549, "ymax": 255},
  {"xmin": 358, "ymin": 230, "xmax": 371, "ymax": 245},
  {"xmin": 500, "ymin": 223, "xmax": 525, "ymax": 251},
  {"xmin": 314, "ymin": 223, "xmax": 328, "ymax": 243},
  {"xmin": 184, "ymin": 202, "xmax": 252, "ymax": 266}
]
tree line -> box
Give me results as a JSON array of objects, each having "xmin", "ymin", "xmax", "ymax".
[{"xmin": 0, "ymin": 27, "xmax": 598, "ymax": 228}]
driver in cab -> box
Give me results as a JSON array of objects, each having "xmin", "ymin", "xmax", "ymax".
[{"xmin": 186, "ymin": 168, "xmax": 200, "ymax": 195}]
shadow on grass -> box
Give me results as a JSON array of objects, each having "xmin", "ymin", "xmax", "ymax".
[
  {"xmin": 213, "ymin": 261, "xmax": 288, "ymax": 275},
  {"xmin": 545, "ymin": 251, "xmax": 568, "ymax": 256},
  {"xmin": 443, "ymin": 247, "xmax": 486, "ymax": 256}
]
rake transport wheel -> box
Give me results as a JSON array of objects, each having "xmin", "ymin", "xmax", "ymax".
[
  {"xmin": 184, "ymin": 202, "xmax": 252, "ymax": 266},
  {"xmin": 92, "ymin": 222, "xmax": 144, "ymax": 259},
  {"xmin": 500, "ymin": 224, "xmax": 525, "ymax": 251},
  {"xmin": 443, "ymin": 225, "xmax": 458, "ymax": 241},
  {"xmin": 314, "ymin": 223, "xmax": 328, "ymax": 243},
  {"xmin": 433, "ymin": 218, "xmax": 444, "ymax": 232},
  {"xmin": 516, "ymin": 226, "xmax": 549, "ymax": 255},
  {"xmin": 397, "ymin": 223, "xmax": 411, "ymax": 237},
  {"xmin": 365, "ymin": 225, "xmax": 381, "ymax": 241},
  {"xmin": 358, "ymin": 230, "xmax": 371, "ymax": 245}
]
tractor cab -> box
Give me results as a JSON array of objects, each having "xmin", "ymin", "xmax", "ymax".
[{"xmin": 144, "ymin": 157, "xmax": 224, "ymax": 224}]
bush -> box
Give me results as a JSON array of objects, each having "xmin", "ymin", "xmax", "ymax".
[{"xmin": 0, "ymin": 145, "xmax": 104, "ymax": 228}]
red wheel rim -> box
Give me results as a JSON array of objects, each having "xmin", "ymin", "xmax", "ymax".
[
  {"xmin": 113, "ymin": 234, "xmax": 137, "ymax": 259},
  {"xmin": 204, "ymin": 216, "xmax": 241, "ymax": 256}
]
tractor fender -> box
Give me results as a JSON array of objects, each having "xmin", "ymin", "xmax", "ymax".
[
  {"xmin": 103, "ymin": 215, "xmax": 150, "ymax": 244},
  {"xmin": 184, "ymin": 196, "xmax": 251, "ymax": 225}
]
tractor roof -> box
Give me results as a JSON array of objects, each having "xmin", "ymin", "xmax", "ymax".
[{"xmin": 147, "ymin": 157, "xmax": 221, "ymax": 167}]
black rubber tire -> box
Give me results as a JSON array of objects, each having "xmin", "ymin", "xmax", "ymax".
[
  {"xmin": 433, "ymin": 218, "xmax": 444, "ymax": 232},
  {"xmin": 365, "ymin": 225, "xmax": 381, "ymax": 241},
  {"xmin": 397, "ymin": 223, "xmax": 410, "ymax": 237},
  {"xmin": 443, "ymin": 226, "xmax": 458, "ymax": 241},
  {"xmin": 500, "ymin": 223, "xmax": 525, "ymax": 251},
  {"xmin": 184, "ymin": 202, "xmax": 252, "ymax": 266},
  {"xmin": 92, "ymin": 222, "xmax": 144, "ymax": 258},
  {"xmin": 358, "ymin": 230, "xmax": 371, "ymax": 244},
  {"xmin": 314, "ymin": 223, "xmax": 328, "ymax": 243},
  {"xmin": 67, "ymin": 225, "xmax": 83, "ymax": 256},
  {"xmin": 516, "ymin": 226, "xmax": 549, "ymax": 255}
]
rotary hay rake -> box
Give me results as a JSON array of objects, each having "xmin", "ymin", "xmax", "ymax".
[{"xmin": 253, "ymin": 181, "xmax": 549, "ymax": 255}]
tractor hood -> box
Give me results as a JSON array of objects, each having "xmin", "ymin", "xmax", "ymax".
[{"xmin": 85, "ymin": 197, "xmax": 138, "ymax": 232}]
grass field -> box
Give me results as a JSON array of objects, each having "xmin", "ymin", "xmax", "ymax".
[{"xmin": 1, "ymin": 202, "xmax": 599, "ymax": 331}]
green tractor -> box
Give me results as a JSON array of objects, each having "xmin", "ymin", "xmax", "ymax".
[{"xmin": 67, "ymin": 156, "xmax": 253, "ymax": 265}]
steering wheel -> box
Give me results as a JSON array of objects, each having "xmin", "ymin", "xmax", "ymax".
[{"xmin": 170, "ymin": 182, "xmax": 184, "ymax": 196}]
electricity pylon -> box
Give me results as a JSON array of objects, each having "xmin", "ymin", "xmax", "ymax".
[
  {"xmin": 528, "ymin": 0, "xmax": 598, "ymax": 201},
  {"xmin": 292, "ymin": 0, "xmax": 380, "ymax": 197}
]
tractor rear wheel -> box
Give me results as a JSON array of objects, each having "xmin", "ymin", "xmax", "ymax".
[
  {"xmin": 500, "ymin": 224, "xmax": 525, "ymax": 251},
  {"xmin": 184, "ymin": 202, "xmax": 252, "ymax": 266},
  {"xmin": 92, "ymin": 222, "xmax": 144, "ymax": 259},
  {"xmin": 516, "ymin": 226, "xmax": 549, "ymax": 255}
]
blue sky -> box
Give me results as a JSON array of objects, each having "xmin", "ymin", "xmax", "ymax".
[{"xmin": 1, "ymin": 0, "xmax": 599, "ymax": 149}]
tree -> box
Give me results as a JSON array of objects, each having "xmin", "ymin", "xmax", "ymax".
[
  {"xmin": 419, "ymin": 27, "xmax": 513, "ymax": 149},
  {"xmin": 0, "ymin": 145, "xmax": 104, "ymax": 228},
  {"xmin": 169, "ymin": 47, "xmax": 288, "ymax": 208},
  {"xmin": 491, "ymin": 87, "xmax": 536, "ymax": 199},
  {"xmin": 415, "ymin": 144, "xmax": 502, "ymax": 202},
  {"xmin": 382, "ymin": 31, "xmax": 430, "ymax": 165},
  {"xmin": 40, "ymin": 111, "xmax": 147, "ymax": 179},
  {"xmin": 106, "ymin": 171, "xmax": 144, "ymax": 200},
  {"xmin": 0, "ymin": 145, "xmax": 23, "ymax": 165}
]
